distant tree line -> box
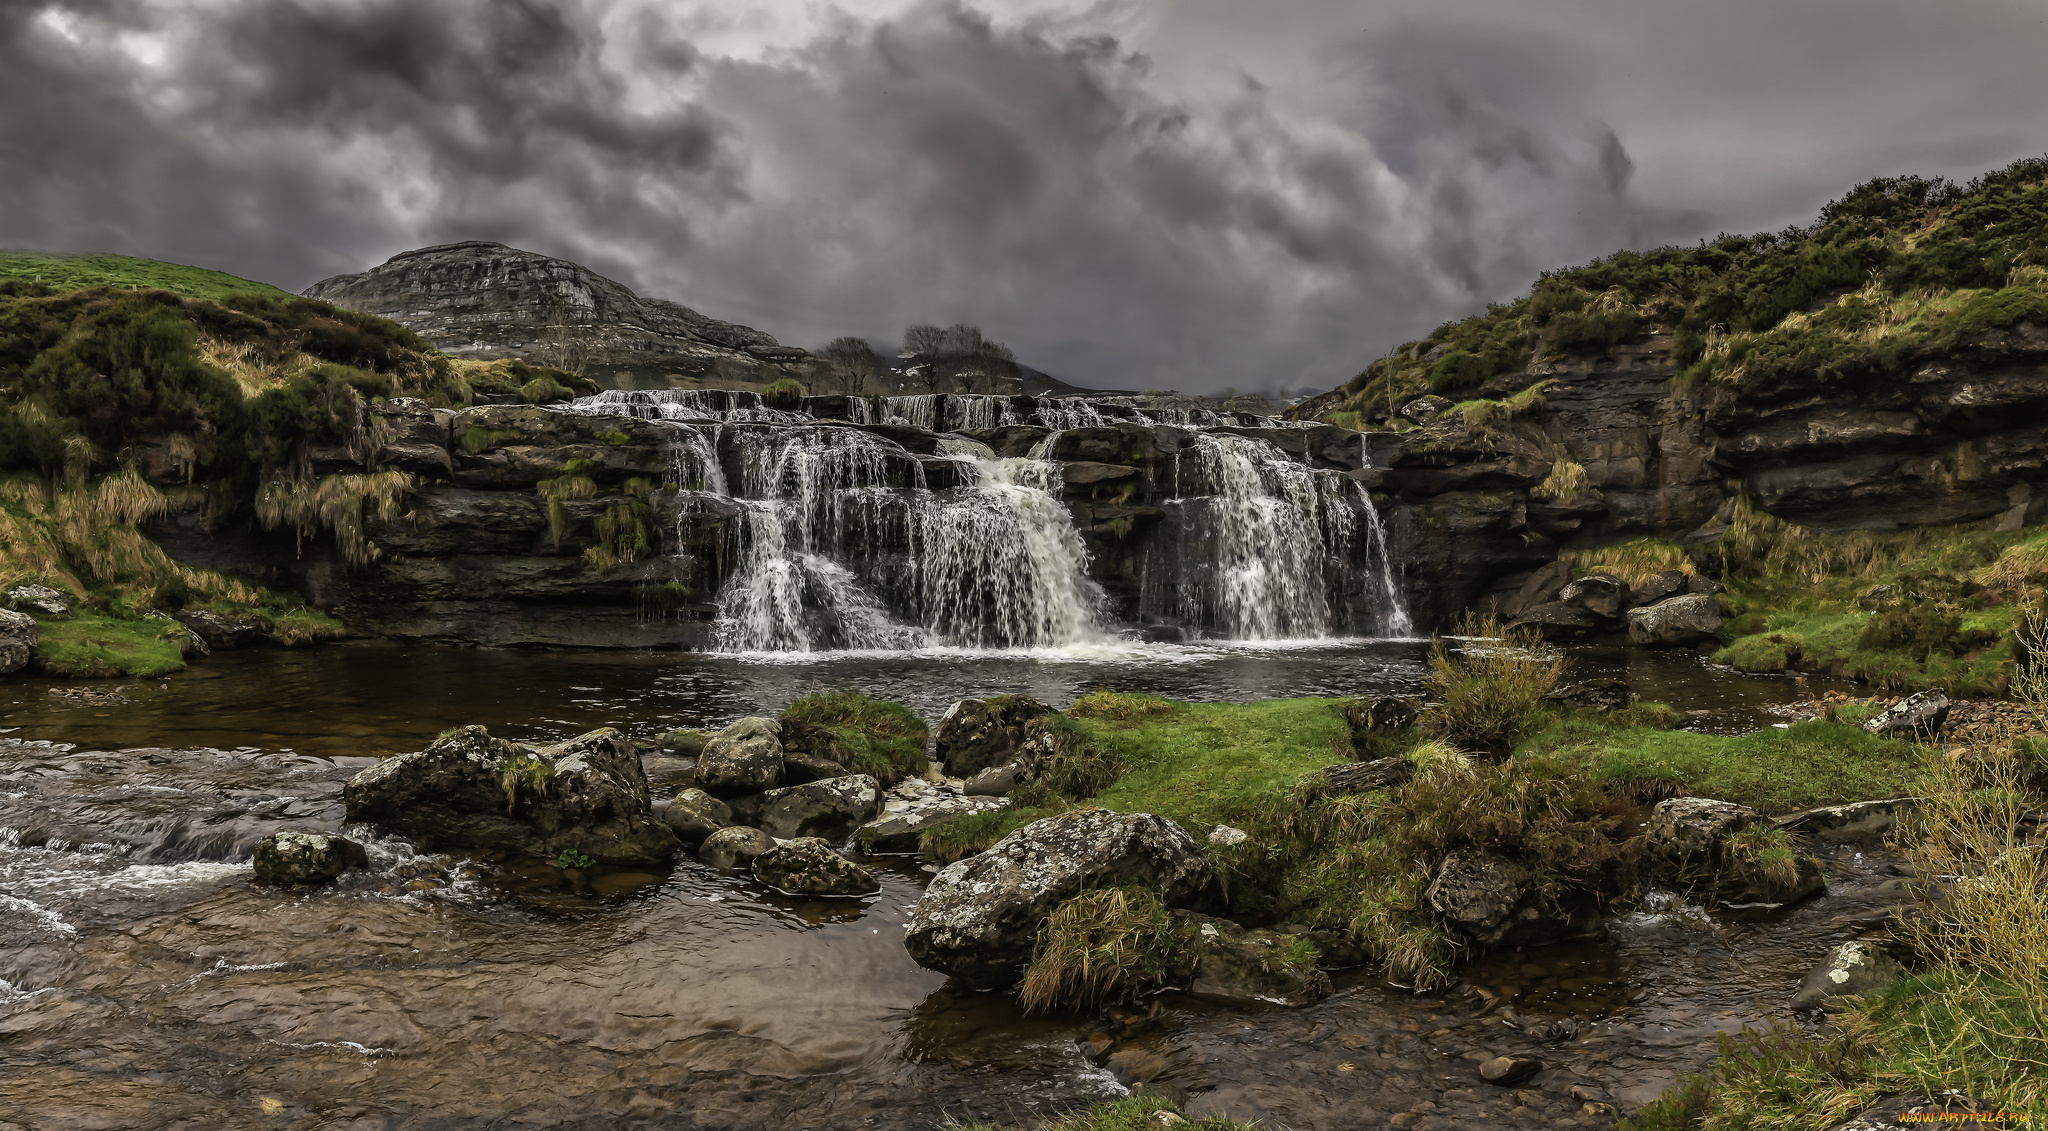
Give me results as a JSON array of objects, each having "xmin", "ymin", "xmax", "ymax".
[{"xmin": 815, "ymin": 323, "xmax": 1020, "ymax": 396}]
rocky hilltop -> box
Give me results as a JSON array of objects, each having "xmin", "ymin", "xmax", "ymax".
[{"xmin": 301, "ymin": 241, "xmax": 817, "ymax": 387}]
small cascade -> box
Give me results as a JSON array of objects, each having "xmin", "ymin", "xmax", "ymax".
[
  {"xmin": 1144, "ymin": 432, "xmax": 1409, "ymax": 639},
  {"xmin": 564, "ymin": 388, "xmax": 811, "ymax": 424}
]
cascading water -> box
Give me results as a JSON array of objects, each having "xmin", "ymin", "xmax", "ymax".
[{"xmin": 552, "ymin": 388, "xmax": 1408, "ymax": 651}]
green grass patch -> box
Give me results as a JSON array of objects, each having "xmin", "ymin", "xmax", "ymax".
[
  {"xmin": 0, "ymin": 250, "xmax": 292, "ymax": 302},
  {"xmin": 33, "ymin": 607, "xmax": 189, "ymax": 677},
  {"xmin": 781, "ymin": 690, "xmax": 930, "ymax": 784},
  {"xmin": 1519, "ymin": 716, "xmax": 1923, "ymax": 815}
]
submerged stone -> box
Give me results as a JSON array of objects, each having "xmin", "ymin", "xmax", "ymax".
[
  {"xmin": 252, "ymin": 831, "xmax": 368, "ymax": 886},
  {"xmin": 751, "ymin": 837, "xmax": 880, "ymax": 897},
  {"xmin": 1792, "ymin": 940, "xmax": 1904, "ymax": 1010}
]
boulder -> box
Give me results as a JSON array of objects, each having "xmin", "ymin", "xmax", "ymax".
[
  {"xmin": 1543, "ymin": 678, "xmax": 1632, "ymax": 712},
  {"xmin": 751, "ymin": 837, "xmax": 881, "ymax": 897},
  {"xmin": 1479, "ymin": 1056, "xmax": 1544, "ymax": 1086},
  {"xmin": 252, "ymin": 831, "xmax": 369, "ymax": 886},
  {"xmin": 781, "ymin": 750, "xmax": 851, "ymax": 785},
  {"xmin": 1864, "ymin": 691, "xmax": 1951, "ymax": 738},
  {"xmin": 663, "ymin": 788, "xmax": 733, "ymax": 847},
  {"xmin": 1776, "ymin": 798, "xmax": 1917, "ymax": 844},
  {"xmin": 1626, "ymin": 593, "xmax": 1724, "ymax": 647},
  {"xmin": 727, "ymin": 774, "xmax": 881, "ymax": 843},
  {"xmin": 1792, "ymin": 940, "xmax": 1905, "ymax": 1010},
  {"xmin": 1643, "ymin": 797, "xmax": 1766, "ymax": 874},
  {"xmin": 5, "ymin": 583, "xmax": 73, "ymax": 618},
  {"xmin": 857, "ymin": 795, "xmax": 1004, "ymax": 853},
  {"xmin": 695, "ymin": 717, "xmax": 786, "ymax": 798},
  {"xmin": 173, "ymin": 609, "xmax": 270, "ymax": 650},
  {"xmin": 1177, "ymin": 912, "xmax": 1333, "ymax": 1007},
  {"xmin": 1628, "ymin": 570, "xmax": 1690, "ymax": 609},
  {"xmin": 1558, "ymin": 573, "xmax": 1627, "ymax": 619},
  {"xmin": 697, "ymin": 825, "xmax": 775, "ymax": 871},
  {"xmin": 905, "ymin": 808, "xmax": 1216, "ymax": 989},
  {"xmin": 1507, "ymin": 601, "xmax": 1604, "ymax": 641},
  {"xmin": 964, "ymin": 761, "xmax": 1023, "ymax": 796},
  {"xmin": 1398, "ymin": 395, "xmax": 1453, "ymax": 424},
  {"xmin": 1496, "ymin": 561, "xmax": 1573, "ymax": 620},
  {"xmin": 342, "ymin": 725, "xmax": 678, "ymax": 863},
  {"xmin": 1424, "ymin": 850, "xmax": 1599, "ymax": 948},
  {"xmin": 0, "ymin": 608, "xmax": 36, "ymax": 676},
  {"xmin": 933, "ymin": 696, "xmax": 1055, "ymax": 778},
  {"xmin": 1686, "ymin": 574, "xmax": 1723, "ymax": 596}
]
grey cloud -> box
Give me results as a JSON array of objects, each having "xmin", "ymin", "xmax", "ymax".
[{"xmin": 2, "ymin": 0, "xmax": 2038, "ymax": 394}]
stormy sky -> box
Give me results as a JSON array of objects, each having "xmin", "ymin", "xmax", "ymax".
[{"xmin": 2, "ymin": 0, "xmax": 2044, "ymax": 394}]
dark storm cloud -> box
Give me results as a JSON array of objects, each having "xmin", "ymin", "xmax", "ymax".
[{"xmin": 2, "ymin": 0, "xmax": 2041, "ymax": 393}]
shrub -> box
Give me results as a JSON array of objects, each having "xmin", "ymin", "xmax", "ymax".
[
  {"xmin": 1419, "ymin": 611, "xmax": 1565, "ymax": 754},
  {"xmin": 1018, "ymin": 885, "xmax": 1191, "ymax": 1013},
  {"xmin": 761, "ymin": 378, "xmax": 805, "ymax": 409}
]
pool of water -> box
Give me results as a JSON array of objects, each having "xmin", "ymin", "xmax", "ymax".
[{"xmin": 0, "ymin": 640, "xmax": 1875, "ymax": 1129}]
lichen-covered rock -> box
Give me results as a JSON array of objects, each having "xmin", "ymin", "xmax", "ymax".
[
  {"xmin": 1558, "ymin": 573, "xmax": 1627, "ymax": 619},
  {"xmin": 1643, "ymin": 797, "xmax": 1766, "ymax": 873},
  {"xmin": 252, "ymin": 831, "xmax": 368, "ymax": 886},
  {"xmin": 856, "ymin": 793, "xmax": 1004, "ymax": 853},
  {"xmin": 751, "ymin": 837, "xmax": 880, "ymax": 896},
  {"xmin": 342, "ymin": 725, "xmax": 678, "ymax": 862},
  {"xmin": 1776, "ymin": 797, "xmax": 1917, "ymax": 844},
  {"xmin": 933, "ymin": 696, "xmax": 1054, "ymax": 778},
  {"xmin": 5, "ymin": 583, "xmax": 73, "ymax": 618},
  {"xmin": 0, "ymin": 608, "xmax": 36, "ymax": 676},
  {"xmin": 1626, "ymin": 593, "xmax": 1723, "ymax": 647},
  {"xmin": 727, "ymin": 774, "xmax": 880, "ymax": 843},
  {"xmin": 663, "ymin": 787, "xmax": 733, "ymax": 846},
  {"xmin": 173, "ymin": 609, "xmax": 270, "ymax": 650},
  {"xmin": 964, "ymin": 761, "xmax": 1023, "ymax": 796},
  {"xmin": 1792, "ymin": 940, "xmax": 1905, "ymax": 1010},
  {"xmin": 697, "ymin": 825, "xmax": 775, "ymax": 870},
  {"xmin": 1424, "ymin": 850, "xmax": 1599, "ymax": 948},
  {"xmin": 1864, "ymin": 690, "xmax": 1951, "ymax": 737},
  {"xmin": 905, "ymin": 808, "xmax": 1216, "ymax": 989},
  {"xmin": 1176, "ymin": 911, "xmax": 1333, "ymax": 1007},
  {"xmin": 694, "ymin": 717, "xmax": 786, "ymax": 798}
]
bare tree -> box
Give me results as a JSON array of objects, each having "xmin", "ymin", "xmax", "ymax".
[
  {"xmin": 534, "ymin": 292, "xmax": 592, "ymax": 377},
  {"xmin": 821, "ymin": 336, "xmax": 881, "ymax": 395},
  {"xmin": 902, "ymin": 324, "xmax": 949, "ymax": 395}
]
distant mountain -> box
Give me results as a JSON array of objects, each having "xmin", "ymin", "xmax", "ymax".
[{"xmin": 301, "ymin": 241, "xmax": 816, "ymax": 387}]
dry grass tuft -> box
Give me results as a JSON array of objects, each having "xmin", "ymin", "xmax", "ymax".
[
  {"xmin": 255, "ymin": 470, "xmax": 415, "ymax": 567},
  {"xmin": 1018, "ymin": 885, "xmax": 1190, "ymax": 1014},
  {"xmin": 1420, "ymin": 611, "xmax": 1566, "ymax": 754},
  {"xmin": 1530, "ymin": 449, "xmax": 1595, "ymax": 503}
]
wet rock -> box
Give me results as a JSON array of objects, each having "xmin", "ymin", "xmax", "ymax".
[
  {"xmin": 173, "ymin": 609, "xmax": 270, "ymax": 650},
  {"xmin": 1543, "ymin": 678, "xmax": 1632, "ymax": 712},
  {"xmin": 1725, "ymin": 854, "xmax": 1827, "ymax": 906},
  {"xmin": 751, "ymin": 837, "xmax": 880, "ymax": 897},
  {"xmin": 1176, "ymin": 912, "xmax": 1333, "ymax": 1007},
  {"xmin": 694, "ymin": 717, "xmax": 786, "ymax": 798},
  {"xmin": 657, "ymin": 728, "xmax": 712, "ymax": 756},
  {"xmin": 1627, "ymin": 570, "xmax": 1690, "ymax": 609},
  {"xmin": 1507, "ymin": 601, "xmax": 1604, "ymax": 641},
  {"xmin": 778, "ymin": 718, "xmax": 853, "ymax": 767},
  {"xmin": 781, "ymin": 750, "xmax": 851, "ymax": 786},
  {"xmin": 1478, "ymin": 1055, "xmax": 1543, "ymax": 1085},
  {"xmin": 933, "ymin": 696, "xmax": 1055, "ymax": 778},
  {"xmin": 1626, "ymin": 593, "xmax": 1724, "ymax": 647},
  {"xmin": 727, "ymin": 774, "xmax": 881, "ymax": 843},
  {"xmin": 964, "ymin": 761, "xmax": 1023, "ymax": 796},
  {"xmin": 1777, "ymin": 797, "xmax": 1917, "ymax": 844},
  {"xmin": 905, "ymin": 808, "xmax": 1216, "ymax": 989},
  {"xmin": 857, "ymin": 779, "xmax": 1006, "ymax": 853},
  {"xmin": 1424, "ymin": 851, "xmax": 1598, "ymax": 948},
  {"xmin": 342, "ymin": 725, "xmax": 679, "ymax": 863},
  {"xmin": 1316, "ymin": 757, "xmax": 1414, "ymax": 796},
  {"xmin": 1686, "ymin": 573, "xmax": 1723, "ymax": 596},
  {"xmin": 1864, "ymin": 690, "xmax": 1951, "ymax": 737},
  {"xmin": 1558, "ymin": 573, "xmax": 1626, "ymax": 620},
  {"xmin": 0, "ymin": 609, "xmax": 35, "ymax": 676},
  {"xmin": 663, "ymin": 788, "xmax": 733, "ymax": 847},
  {"xmin": 1496, "ymin": 561, "xmax": 1573, "ymax": 620},
  {"xmin": 5, "ymin": 583, "xmax": 73, "ymax": 618},
  {"xmin": 1792, "ymin": 940, "xmax": 1905, "ymax": 1010},
  {"xmin": 251, "ymin": 831, "xmax": 369, "ymax": 886},
  {"xmin": 697, "ymin": 825, "xmax": 775, "ymax": 871},
  {"xmin": 1644, "ymin": 797, "xmax": 1766, "ymax": 873}
]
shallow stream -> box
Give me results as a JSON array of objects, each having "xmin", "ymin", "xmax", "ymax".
[{"xmin": 0, "ymin": 642, "xmax": 1886, "ymax": 1130}]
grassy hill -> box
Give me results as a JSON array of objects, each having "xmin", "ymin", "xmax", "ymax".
[
  {"xmin": 0, "ymin": 250, "xmax": 294, "ymax": 303},
  {"xmin": 1315, "ymin": 155, "xmax": 2048, "ymax": 422}
]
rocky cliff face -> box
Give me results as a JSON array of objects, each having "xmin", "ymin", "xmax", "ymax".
[
  {"xmin": 301, "ymin": 242, "xmax": 817, "ymax": 387},
  {"xmin": 1360, "ymin": 325, "xmax": 2048, "ymax": 625}
]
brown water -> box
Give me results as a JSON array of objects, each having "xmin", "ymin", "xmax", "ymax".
[{"xmin": 0, "ymin": 641, "xmax": 1878, "ymax": 1129}]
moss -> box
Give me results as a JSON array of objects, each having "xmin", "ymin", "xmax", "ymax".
[
  {"xmin": 779, "ymin": 691, "xmax": 930, "ymax": 783},
  {"xmin": 33, "ymin": 607, "xmax": 189, "ymax": 677},
  {"xmin": 459, "ymin": 425, "xmax": 529, "ymax": 455},
  {"xmin": 593, "ymin": 430, "xmax": 630, "ymax": 446},
  {"xmin": 761, "ymin": 378, "xmax": 805, "ymax": 409}
]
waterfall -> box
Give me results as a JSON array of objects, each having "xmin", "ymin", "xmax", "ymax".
[
  {"xmin": 1143, "ymin": 432, "xmax": 1409, "ymax": 640},
  {"xmin": 548, "ymin": 388, "xmax": 1408, "ymax": 651}
]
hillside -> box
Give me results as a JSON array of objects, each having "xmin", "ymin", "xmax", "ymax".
[
  {"xmin": 0, "ymin": 250, "xmax": 293, "ymax": 303},
  {"xmin": 1301, "ymin": 155, "xmax": 2048, "ymax": 424},
  {"xmin": 302, "ymin": 241, "xmax": 819, "ymax": 389}
]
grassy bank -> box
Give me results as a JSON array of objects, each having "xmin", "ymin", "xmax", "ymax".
[{"xmin": 0, "ymin": 250, "xmax": 293, "ymax": 303}]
